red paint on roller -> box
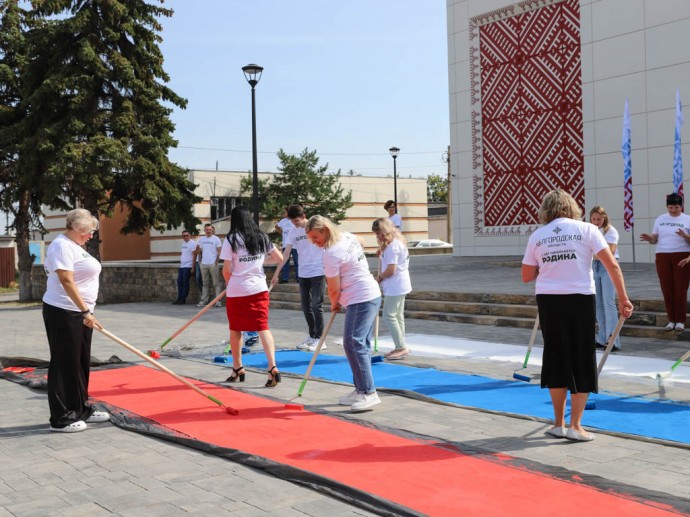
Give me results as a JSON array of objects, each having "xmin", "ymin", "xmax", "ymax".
[
  {"xmin": 225, "ymin": 406, "xmax": 239, "ymax": 415},
  {"xmin": 284, "ymin": 403, "xmax": 303, "ymax": 410},
  {"xmin": 148, "ymin": 350, "xmax": 161, "ymax": 359}
]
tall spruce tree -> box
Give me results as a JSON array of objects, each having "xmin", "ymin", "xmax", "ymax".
[
  {"xmin": 240, "ymin": 148, "xmax": 353, "ymax": 225},
  {"xmin": 20, "ymin": 0, "xmax": 200, "ymax": 262},
  {"xmin": 0, "ymin": 0, "xmax": 45, "ymax": 300}
]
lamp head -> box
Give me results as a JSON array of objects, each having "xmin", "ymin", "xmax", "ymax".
[
  {"xmin": 389, "ymin": 146, "xmax": 400, "ymax": 159},
  {"xmin": 242, "ymin": 64, "xmax": 263, "ymax": 87}
]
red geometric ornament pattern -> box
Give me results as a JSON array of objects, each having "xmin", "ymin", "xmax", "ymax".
[{"xmin": 470, "ymin": 0, "xmax": 583, "ymax": 235}]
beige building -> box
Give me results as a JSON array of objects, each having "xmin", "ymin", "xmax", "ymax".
[
  {"xmin": 448, "ymin": 0, "xmax": 690, "ymax": 263},
  {"xmin": 42, "ymin": 170, "xmax": 429, "ymax": 261}
]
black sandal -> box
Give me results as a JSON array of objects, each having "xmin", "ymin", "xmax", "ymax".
[
  {"xmin": 265, "ymin": 366, "xmax": 281, "ymax": 387},
  {"xmin": 226, "ymin": 367, "xmax": 245, "ymax": 383}
]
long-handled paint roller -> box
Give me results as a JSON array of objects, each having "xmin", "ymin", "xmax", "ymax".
[
  {"xmin": 585, "ymin": 315, "xmax": 625, "ymax": 410},
  {"xmin": 284, "ymin": 310, "xmax": 338, "ymax": 410},
  {"xmin": 98, "ymin": 327, "xmax": 238, "ymax": 415},
  {"xmin": 513, "ymin": 314, "xmax": 539, "ymax": 382},
  {"xmin": 147, "ymin": 290, "xmax": 226, "ymax": 358},
  {"xmin": 656, "ymin": 347, "xmax": 690, "ymax": 380},
  {"xmin": 370, "ymin": 256, "xmax": 383, "ymax": 363}
]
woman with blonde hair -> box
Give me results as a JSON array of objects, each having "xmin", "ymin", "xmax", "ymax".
[
  {"xmin": 589, "ymin": 206, "xmax": 621, "ymax": 351},
  {"xmin": 42, "ymin": 208, "xmax": 109, "ymax": 433},
  {"xmin": 522, "ymin": 190, "xmax": 633, "ymax": 442},
  {"xmin": 372, "ymin": 217, "xmax": 411, "ymax": 360},
  {"xmin": 306, "ymin": 215, "xmax": 382, "ymax": 412}
]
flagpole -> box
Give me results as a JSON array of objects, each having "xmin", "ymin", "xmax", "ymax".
[{"xmin": 622, "ymin": 98, "xmax": 636, "ymax": 271}]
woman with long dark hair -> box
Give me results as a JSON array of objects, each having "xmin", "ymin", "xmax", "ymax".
[{"xmin": 220, "ymin": 206, "xmax": 283, "ymax": 387}]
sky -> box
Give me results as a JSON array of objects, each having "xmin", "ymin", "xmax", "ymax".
[{"xmin": 158, "ymin": 1, "xmax": 450, "ymax": 179}]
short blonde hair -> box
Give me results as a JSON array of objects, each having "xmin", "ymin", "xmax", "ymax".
[
  {"xmin": 538, "ymin": 189, "xmax": 582, "ymax": 224},
  {"xmin": 66, "ymin": 209, "xmax": 99, "ymax": 234},
  {"xmin": 305, "ymin": 215, "xmax": 341, "ymax": 248}
]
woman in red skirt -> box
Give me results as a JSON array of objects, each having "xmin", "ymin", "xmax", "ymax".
[{"xmin": 221, "ymin": 206, "xmax": 284, "ymax": 386}]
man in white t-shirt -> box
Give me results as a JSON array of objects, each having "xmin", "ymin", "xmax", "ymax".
[
  {"xmin": 384, "ymin": 200, "xmax": 403, "ymax": 230},
  {"xmin": 275, "ymin": 209, "xmax": 298, "ymax": 283},
  {"xmin": 271, "ymin": 205, "xmax": 325, "ymax": 351},
  {"xmin": 195, "ymin": 224, "xmax": 223, "ymax": 307},
  {"xmin": 173, "ymin": 230, "xmax": 198, "ymax": 305}
]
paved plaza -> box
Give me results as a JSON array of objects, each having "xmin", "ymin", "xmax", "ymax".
[{"xmin": 1, "ymin": 255, "xmax": 690, "ymax": 515}]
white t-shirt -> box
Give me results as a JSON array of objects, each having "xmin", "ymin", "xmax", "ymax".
[
  {"xmin": 652, "ymin": 213, "xmax": 690, "ymax": 254},
  {"xmin": 522, "ymin": 218, "xmax": 608, "ymax": 295},
  {"xmin": 602, "ymin": 226, "xmax": 620, "ymax": 260},
  {"xmin": 42, "ymin": 234, "xmax": 102, "ymax": 311},
  {"xmin": 323, "ymin": 233, "xmax": 380, "ymax": 307},
  {"xmin": 389, "ymin": 213, "xmax": 403, "ymax": 230},
  {"xmin": 197, "ymin": 235, "xmax": 222, "ymax": 265},
  {"xmin": 180, "ymin": 239, "xmax": 197, "ymax": 268},
  {"xmin": 380, "ymin": 239, "xmax": 412, "ymax": 296},
  {"xmin": 286, "ymin": 226, "xmax": 324, "ymax": 279},
  {"xmin": 220, "ymin": 234, "xmax": 273, "ymax": 297},
  {"xmin": 276, "ymin": 218, "xmax": 294, "ymax": 248}
]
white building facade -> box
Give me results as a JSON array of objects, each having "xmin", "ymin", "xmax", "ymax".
[{"xmin": 448, "ymin": 0, "xmax": 690, "ymax": 263}]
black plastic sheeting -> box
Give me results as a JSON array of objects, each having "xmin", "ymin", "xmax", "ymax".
[{"xmin": 3, "ymin": 357, "xmax": 690, "ymax": 516}]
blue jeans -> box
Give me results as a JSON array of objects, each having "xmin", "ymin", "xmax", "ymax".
[
  {"xmin": 593, "ymin": 260, "xmax": 620, "ymax": 348},
  {"xmin": 342, "ymin": 297, "xmax": 381, "ymax": 394},
  {"xmin": 195, "ymin": 263, "xmax": 203, "ymax": 291},
  {"xmin": 280, "ymin": 248, "xmax": 299, "ymax": 282},
  {"xmin": 299, "ymin": 276, "xmax": 325, "ymax": 338},
  {"xmin": 176, "ymin": 267, "xmax": 192, "ymax": 302}
]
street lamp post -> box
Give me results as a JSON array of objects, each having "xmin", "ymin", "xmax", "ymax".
[
  {"xmin": 389, "ymin": 147, "xmax": 400, "ymax": 213},
  {"xmin": 242, "ymin": 64, "xmax": 263, "ymax": 224}
]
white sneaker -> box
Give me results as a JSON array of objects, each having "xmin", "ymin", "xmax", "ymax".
[
  {"xmin": 214, "ymin": 302, "xmax": 222, "ymax": 308},
  {"xmin": 307, "ymin": 340, "xmax": 325, "ymax": 352},
  {"xmin": 86, "ymin": 411, "xmax": 110, "ymax": 423},
  {"xmin": 196, "ymin": 301, "xmax": 206, "ymax": 308},
  {"xmin": 339, "ymin": 389, "xmax": 360, "ymax": 406},
  {"xmin": 676, "ymin": 323, "xmax": 685, "ymax": 331},
  {"xmin": 50, "ymin": 421, "xmax": 87, "ymax": 433},
  {"xmin": 665, "ymin": 322, "xmax": 676, "ymax": 331},
  {"xmin": 297, "ymin": 336, "xmax": 315, "ymax": 350},
  {"xmin": 350, "ymin": 392, "xmax": 381, "ymax": 412}
]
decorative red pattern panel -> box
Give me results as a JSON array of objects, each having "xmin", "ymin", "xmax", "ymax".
[{"xmin": 478, "ymin": 0, "xmax": 583, "ymax": 228}]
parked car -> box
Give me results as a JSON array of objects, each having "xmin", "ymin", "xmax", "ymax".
[{"xmin": 408, "ymin": 239, "xmax": 453, "ymax": 249}]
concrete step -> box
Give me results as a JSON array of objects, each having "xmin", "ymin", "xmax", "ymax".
[{"xmin": 267, "ymin": 285, "xmax": 683, "ymax": 341}]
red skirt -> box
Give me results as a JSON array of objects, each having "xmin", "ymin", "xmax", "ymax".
[{"xmin": 226, "ymin": 291, "xmax": 270, "ymax": 331}]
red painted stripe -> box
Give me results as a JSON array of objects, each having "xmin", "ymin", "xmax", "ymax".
[{"xmin": 89, "ymin": 366, "xmax": 678, "ymax": 517}]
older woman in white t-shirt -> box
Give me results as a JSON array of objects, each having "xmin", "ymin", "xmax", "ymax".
[
  {"xmin": 641, "ymin": 193, "xmax": 690, "ymax": 331},
  {"xmin": 221, "ymin": 206, "xmax": 283, "ymax": 387},
  {"xmin": 590, "ymin": 206, "xmax": 621, "ymax": 351},
  {"xmin": 522, "ymin": 190, "xmax": 633, "ymax": 442},
  {"xmin": 306, "ymin": 215, "xmax": 382, "ymax": 412},
  {"xmin": 42, "ymin": 208, "xmax": 109, "ymax": 433},
  {"xmin": 372, "ymin": 218, "xmax": 412, "ymax": 360}
]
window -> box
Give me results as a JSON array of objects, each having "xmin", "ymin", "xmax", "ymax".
[{"xmin": 210, "ymin": 197, "xmax": 246, "ymax": 220}]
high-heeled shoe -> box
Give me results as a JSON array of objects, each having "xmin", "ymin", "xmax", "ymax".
[
  {"xmin": 265, "ymin": 366, "xmax": 281, "ymax": 387},
  {"xmin": 226, "ymin": 367, "xmax": 245, "ymax": 383}
]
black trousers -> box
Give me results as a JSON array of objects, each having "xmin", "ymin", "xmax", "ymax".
[{"xmin": 43, "ymin": 303, "xmax": 95, "ymax": 427}]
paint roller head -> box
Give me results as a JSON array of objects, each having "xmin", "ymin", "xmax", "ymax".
[
  {"xmin": 513, "ymin": 373, "xmax": 531, "ymax": 382},
  {"xmin": 148, "ymin": 350, "xmax": 161, "ymax": 359},
  {"xmin": 371, "ymin": 355, "xmax": 383, "ymax": 363},
  {"xmin": 284, "ymin": 403, "xmax": 304, "ymax": 410},
  {"xmin": 224, "ymin": 406, "xmax": 239, "ymax": 415},
  {"xmin": 657, "ymin": 372, "xmax": 671, "ymax": 380}
]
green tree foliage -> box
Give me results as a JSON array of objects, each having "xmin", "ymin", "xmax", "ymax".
[
  {"xmin": 427, "ymin": 172, "xmax": 449, "ymax": 203},
  {"xmin": 240, "ymin": 148, "xmax": 353, "ymax": 225},
  {"xmin": 0, "ymin": 0, "xmax": 200, "ymax": 298}
]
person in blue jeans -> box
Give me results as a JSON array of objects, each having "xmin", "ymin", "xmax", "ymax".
[
  {"xmin": 306, "ymin": 215, "xmax": 382, "ymax": 412},
  {"xmin": 275, "ymin": 210, "xmax": 298, "ymax": 283},
  {"xmin": 590, "ymin": 206, "xmax": 621, "ymax": 351}
]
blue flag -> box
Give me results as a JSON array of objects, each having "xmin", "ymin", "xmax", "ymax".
[{"xmin": 674, "ymin": 89, "xmax": 684, "ymax": 198}]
